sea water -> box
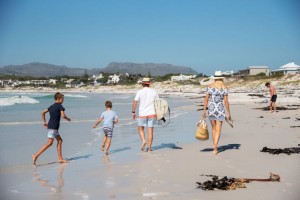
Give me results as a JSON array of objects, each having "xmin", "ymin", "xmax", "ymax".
[{"xmin": 0, "ymin": 91, "xmax": 202, "ymax": 199}]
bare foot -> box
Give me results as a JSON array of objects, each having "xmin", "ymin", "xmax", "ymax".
[
  {"xmin": 141, "ymin": 142, "xmax": 147, "ymax": 151},
  {"xmin": 147, "ymin": 149, "xmax": 153, "ymax": 152},
  {"xmin": 213, "ymin": 146, "xmax": 218, "ymax": 155},
  {"xmin": 101, "ymin": 145, "xmax": 105, "ymax": 151},
  {"xmin": 58, "ymin": 159, "xmax": 69, "ymax": 163},
  {"xmin": 32, "ymin": 155, "xmax": 37, "ymax": 165},
  {"xmin": 105, "ymin": 151, "xmax": 109, "ymax": 155}
]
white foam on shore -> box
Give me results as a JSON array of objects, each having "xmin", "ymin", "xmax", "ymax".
[
  {"xmin": 0, "ymin": 96, "xmax": 39, "ymax": 107},
  {"xmin": 64, "ymin": 94, "xmax": 88, "ymax": 98}
]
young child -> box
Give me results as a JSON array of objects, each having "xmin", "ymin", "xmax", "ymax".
[
  {"xmin": 32, "ymin": 92, "xmax": 71, "ymax": 165},
  {"xmin": 93, "ymin": 101, "xmax": 118, "ymax": 155}
]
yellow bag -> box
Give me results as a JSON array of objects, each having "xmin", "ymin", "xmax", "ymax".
[{"xmin": 195, "ymin": 119, "xmax": 209, "ymax": 140}]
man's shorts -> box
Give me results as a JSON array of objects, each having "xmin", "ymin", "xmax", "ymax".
[
  {"xmin": 271, "ymin": 95, "xmax": 277, "ymax": 102},
  {"xmin": 103, "ymin": 127, "xmax": 113, "ymax": 139},
  {"xmin": 138, "ymin": 117, "xmax": 156, "ymax": 127},
  {"xmin": 47, "ymin": 129, "xmax": 60, "ymax": 139}
]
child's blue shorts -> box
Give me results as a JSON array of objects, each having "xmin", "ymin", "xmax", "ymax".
[{"xmin": 47, "ymin": 129, "xmax": 60, "ymax": 139}]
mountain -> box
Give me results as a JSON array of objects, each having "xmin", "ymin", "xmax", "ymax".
[
  {"xmin": 0, "ymin": 62, "xmax": 198, "ymax": 77},
  {"xmin": 0, "ymin": 62, "xmax": 87, "ymax": 77},
  {"xmin": 101, "ymin": 62, "xmax": 198, "ymax": 76}
]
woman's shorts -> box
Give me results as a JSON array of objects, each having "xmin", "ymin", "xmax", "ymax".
[
  {"xmin": 138, "ymin": 117, "xmax": 156, "ymax": 127},
  {"xmin": 47, "ymin": 129, "xmax": 60, "ymax": 139}
]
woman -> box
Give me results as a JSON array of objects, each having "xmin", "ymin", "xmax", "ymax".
[{"xmin": 202, "ymin": 71, "xmax": 231, "ymax": 155}]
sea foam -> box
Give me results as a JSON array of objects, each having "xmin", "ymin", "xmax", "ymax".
[{"xmin": 0, "ymin": 96, "xmax": 39, "ymax": 107}]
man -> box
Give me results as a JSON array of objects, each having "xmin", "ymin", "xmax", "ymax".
[
  {"xmin": 132, "ymin": 77, "xmax": 158, "ymax": 152},
  {"xmin": 265, "ymin": 82, "xmax": 277, "ymax": 113}
]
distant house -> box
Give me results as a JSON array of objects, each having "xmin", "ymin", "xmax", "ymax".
[
  {"xmin": 271, "ymin": 62, "xmax": 300, "ymax": 75},
  {"xmin": 221, "ymin": 71, "xmax": 234, "ymax": 76},
  {"xmin": 239, "ymin": 66, "xmax": 270, "ymax": 76},
  {"xmin": 66, "ymin": 80, "xmax": 84, "ymax": 88},
  {"xmin": 49, "ymin": 79, "xmax": 57, "ymax": 85},
  {"xmin": 92, "ymin": 73, "xmax": 103, "ymax": 80},
  {"xmin": 107, "ymin": 74, "xmax": 120, "ymax": 84},
  {"xmin": 31, "ymin": 80, "xmax": 49, "ymax": 87},
  {"xmin": 171, "ymin": 74, "xmax": 196, "ymax": 81}
]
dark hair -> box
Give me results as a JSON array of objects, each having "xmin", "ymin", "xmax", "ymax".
[
  {"xmin": 105, "ymin": 101, "xmax": 112, "ymax": 108},
  {"xmin": 54, "ymin": 92, "xmax": 64, "ymax": 100},
  {"xmin": 265, "ymin": 82, "xmax": 270, "ymax": 87}
]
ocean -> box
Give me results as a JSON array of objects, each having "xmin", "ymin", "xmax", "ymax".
[{"xmin": 0, "ymin": 91, "xmax": 203, "ymax": 199}]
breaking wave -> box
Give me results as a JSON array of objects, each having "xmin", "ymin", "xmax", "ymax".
[{"xmin": 0, "ymin": 96, "xmax": 39, "ymax": 107}]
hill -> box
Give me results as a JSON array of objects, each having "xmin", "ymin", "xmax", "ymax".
[
  {"xmin": 0, "ymin": 62, "xmax": 198, "ymax": 77},
  {"xmin": 101, "ymin": 62, "xmax": 198, "ymax": 76}
]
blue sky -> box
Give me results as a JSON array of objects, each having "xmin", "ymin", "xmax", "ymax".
[{"xmin": 0, "ymin": 0, "xmax": 299, "ymax": 75}]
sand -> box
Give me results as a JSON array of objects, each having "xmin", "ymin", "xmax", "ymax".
[{"xmin": 1, "ymin": 76, "xmax": 300, "ymax": 200}]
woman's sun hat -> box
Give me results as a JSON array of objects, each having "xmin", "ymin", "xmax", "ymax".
[
  {"xmin": 211, "ymin": 71, "xmax": 224, "ymax": 79},
  {"xmin": 141, "ymin": 77, "xmax": 153, "ymax": 84}
]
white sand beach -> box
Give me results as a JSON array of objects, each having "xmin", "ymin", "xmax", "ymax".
[{"xmin": 0, "ymin": 75, "xmax": 299, "ymax": 200}]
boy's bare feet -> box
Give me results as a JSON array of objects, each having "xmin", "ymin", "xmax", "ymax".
[
  {"xmin": 105, "ymin": 151, "xmax": 109, "ymax": 155},
  {"xmin": 58, "ymin": 159, "xmax": 69, "ymax": 163},
  {"xmin": 141, "ymin": 141, "xmax": 147, "ymax": 151},
  {"xmin": 32, "ymin": 155, "xmax": 37, "ymax": 165},
  {"xmin": 147, "ymin": 149, "xmax": 153, "ymax": 152}
]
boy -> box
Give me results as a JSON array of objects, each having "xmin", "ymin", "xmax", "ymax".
[
  {"xmin": 265, "ymin": 82, "xmax": 277, "ymax": 113},
  {"xmin": 93, "ymin": 101, "xmax": 118, "ymax": 155},
  {"xmin": 32, "ymin": 92, "xmax": 71, "ymax": 165}
]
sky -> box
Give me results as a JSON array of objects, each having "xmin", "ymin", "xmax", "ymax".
[{"xmin": 0, "ymin": 0, "xmax": 299, "ymax": 75}]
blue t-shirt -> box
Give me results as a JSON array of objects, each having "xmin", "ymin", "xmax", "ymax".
[
  {"xmin": 47, "ymin": 103, "xmax": 65, "ymax": 130},
  {"xmin": 100, "ymin": 110, "xmax": 118, "ymax": 129}
]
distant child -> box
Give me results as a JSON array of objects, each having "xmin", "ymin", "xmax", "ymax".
[
  {"xmin": 32, "ymin": 92, "xmax": 71, "ymax": 165},
  {"xmin": 265, "ymin": 82, "xmax": 277, "ymax": 113},
  {"xmin": 93, "ymin": 101, "xmax": 118, "ymax": 155}
]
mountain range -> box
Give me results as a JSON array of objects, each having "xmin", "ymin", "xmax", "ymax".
[{"xmin": 0, "ymin": 62, "xmax": 198, "ymax": 77}]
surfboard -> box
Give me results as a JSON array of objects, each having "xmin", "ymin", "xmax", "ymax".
[{"xmin": 154, "ymin": 98, "xmax": 169, "ymax": 121}]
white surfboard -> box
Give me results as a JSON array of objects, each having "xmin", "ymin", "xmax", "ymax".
[{"xmin": 154, "ymin": 98, "xmax": 169, "ymax": 121}]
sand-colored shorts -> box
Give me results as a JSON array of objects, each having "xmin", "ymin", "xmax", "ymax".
[{"xmin": 47, "ymin": 129, "xmax": 60, "ymax": 139}]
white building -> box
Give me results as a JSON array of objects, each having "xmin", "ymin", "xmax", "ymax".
[
  {"xmin": 239, "ymin": 66, "xmax": 270, "ymax": 76},
  {"xmin": 92, "ymin": 73, "xmax": 103, "ymax": 80},
  {"xmin": 49, "ymin": 79, "xmax": 57, "ymax": 84},
  {"xmin": 171, "ymin": 74, "xmax": 196, "ymax": 81},
  {"xmin": 107, "ymin": 74, "xmax": 120, "ymax": 84},
  {"xmin": 271, "ymin": 62, "xmax": 300, "ymax": 75}
]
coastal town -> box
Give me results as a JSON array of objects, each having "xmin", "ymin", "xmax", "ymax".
[{"xmin": 1, "ymin": 62, "xmax": 299, "ymax": 89}]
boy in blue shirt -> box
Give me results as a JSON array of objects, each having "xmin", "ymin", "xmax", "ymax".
[
  {"xmin": 93, "ymin": 101, "xmax": 118, "ymax": 155},
  {"xmin": 32, "ymin": 92, "xmax": 71, "ymax": 165}
]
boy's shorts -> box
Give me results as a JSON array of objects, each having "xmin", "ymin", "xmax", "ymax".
[
  {"xmin": 47, "ymin": 129, "xmax": 60, "ymax": 139},
  {"xmin": 138, "ymin": 117, "xmax": 156, "ymax": 127},
  {"xmin": 103, "ymin": 127, "xmax": 113, "ymax": 139},
  {"xmin": 271, "ymin": 95, "xmax": 277, "ymax": 102}
]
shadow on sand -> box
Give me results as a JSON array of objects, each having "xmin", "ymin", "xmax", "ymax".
[
  {"xmin": 109, "ymin": 147, "xmax": 131, "ymax": 155},
  {"xmin": 201, "ymin": 143, "xmax": 241, "ymax": 153},
  {"xmin": 36, "ymin": 154, "xmax": 94, "ymax": 166},
  {"xmin": 152, "ymin": 143, "xmax": 183, "ymax": 151}
]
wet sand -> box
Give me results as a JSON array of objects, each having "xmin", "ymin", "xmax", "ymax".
[{"xmin": 1, "ymin": 95, "xmax": 299, "ymax": 199}]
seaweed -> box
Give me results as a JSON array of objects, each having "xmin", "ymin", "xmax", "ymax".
[
  {"xmin": 261, "ymin": 145, "xmax": 300, "ymax": 155},
  {"xmin": 196, "ymin": 173, "xmax": 280, "ymax": 191}
]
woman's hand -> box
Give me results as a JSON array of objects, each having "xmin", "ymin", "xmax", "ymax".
[{"xmin": 226, "ymin": 113, "xmax": 231, "ymax": 120}]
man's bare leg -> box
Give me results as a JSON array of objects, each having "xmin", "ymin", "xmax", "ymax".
[
  {"xmin": 138, "ymin": 126, "xmax": 147, "ymax": 151},
  {"xmin": 147, "ymin": 127, "xmax": 154, "ymax": 152}
]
